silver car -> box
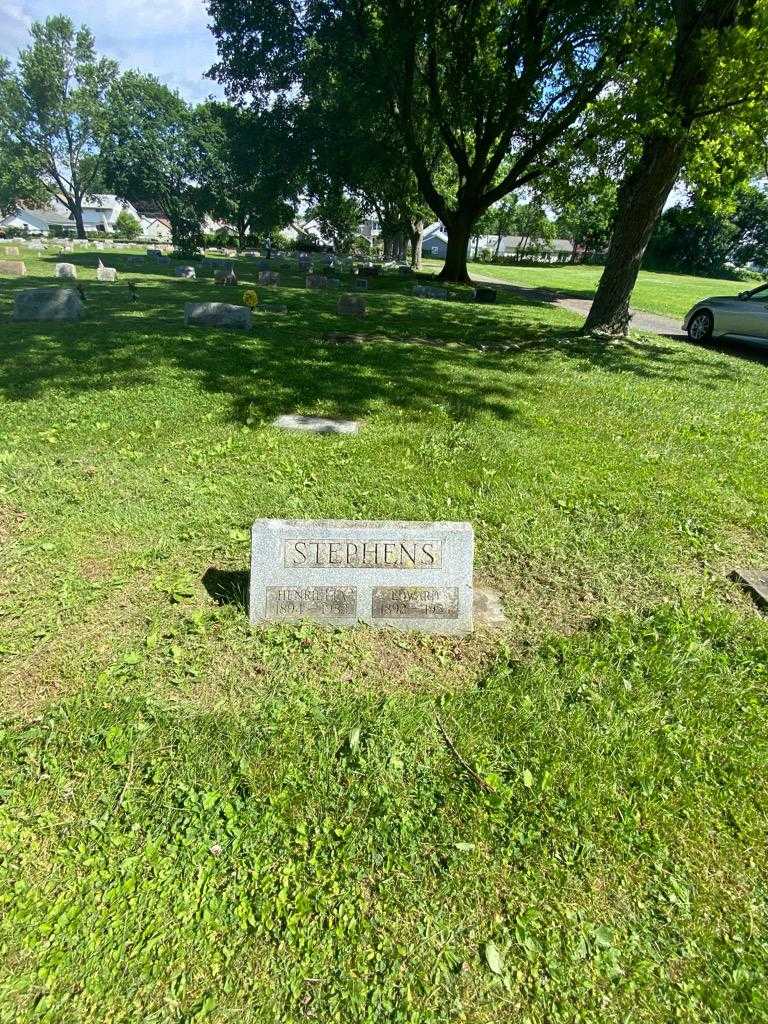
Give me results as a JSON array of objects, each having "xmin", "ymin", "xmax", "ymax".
[{"xmin": 683, "ymin": 282, "xmax": 768, "ymax": 345}]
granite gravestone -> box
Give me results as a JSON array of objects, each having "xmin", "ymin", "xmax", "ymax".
[
  {"xmin": 732, "ymin": 568, "xmax": 768, "ymax": 608},
  {"xmin": 56, "ymin": 263, "xmax": 77, "ymax": 279},
  {"xmin": 414, "ymin": 284, "xmax": 449, "ymax": 300},
  {"xmin": 2, "ymin": 246, "xmax": 20, "ymax": 256},
  {"xmin": 175, "ymin": 265, "xmax": 196, "ymax": 279},
  {"xmin": 12, "ymin": 287, "xmax": 84, "ymax": 321},
  {"xmin": 185, "ymin": 301, "xmax": 251, "ymax": 329},
  {"xmin": 337, "ymin": 294, "xmax": 367, "ymax": 317},
  {"xmin": 0, "ymin": 260, "xmax": 27, "ymax": 276},
  {"xmin": 249, "ymin": 519, "xmax": 474, "ymax": 634},
  {"xmin": 97, "ymin": 265, "xmax": 118, "ymax": 282},
  {"xmin": 259, "ymin": 270, "xmax": 280, "ymax": 285},
  {"xmin": 306, "ymin": 274, "xmax": 328, "ymax": 289}
]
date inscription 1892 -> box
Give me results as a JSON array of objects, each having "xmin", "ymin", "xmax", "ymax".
[
  {"xmin": 284, "ymin": 539, "xmax": 442, "ymax": 569},
  {"xmin": 372, "ymin": 586, "xmax": 459, "ymax": 619}
]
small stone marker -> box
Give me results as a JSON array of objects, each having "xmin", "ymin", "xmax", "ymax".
[
  {"xmin": 259, "ymin": 303, "xmax": 288, "ymax": 314},
  {"xmin": 214, "ymin": 268, "xmax": 238, "ymax": 285},
  {"xmin": 0, "ymin": 260, "xmax": 26, "ymax": 276},
  {"xmin": 337, "ymin": 293, "xmax": 367, "ymax": 317},
  {"xmin": 249, "ymin": 519, "xmax": 474, "ymax": 633},
  {"xmin": 353, "ymin": 277, "xmax": 368, "ymax": 290},
  {"xmin": 156, "ymin": 255, "xmax": 171, "ymax": 265},
  {"xmin": 12, "ymin": 287, "xmax": 83, "ymax": 321},
  {"xmin": 2, "ymin": 246, "xmax": 20, "ymax": 256},
  {"xmin": 731, "ymin": 568, "xmax": 768, "ymax": 608},
  {"xmin": 259, "ymin": 270, "xmax": 280, "ymax": 285},
  {"xmin": 56, "ymin": 262, "xmax": 77, "ymax": 279},
  {"xmin": 306, "ymin": 273, "xmax": 328, "ymax": 289},
  {"xmin": 474, "ymin": 286, "xmax": 497, "ymax": 303},
  {"xmin": 184, "ymin": 301, "xmax": 251, "ymax": 329},
  {"xmin": 175, "ymin": 265, "xmax": 196, "ymax": 278},
  {"xmin": 273, "ymin": 414, "xmax": 360, "ymax": 434},
  {"xmin": 97, "ymin": 265, "xmax": 118, "ymax": 282},
  {"xmin": 324, "ymin": 331, "xmax": 365, "ymax": 345},
  {"xmin": 414, "ymin": 284, "xmax": 449, "ymax": 300}
]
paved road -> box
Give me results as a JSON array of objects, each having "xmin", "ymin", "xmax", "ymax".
[{"xmin": 471, "ymin": 272, "xmax": 684, "ymax": 337}]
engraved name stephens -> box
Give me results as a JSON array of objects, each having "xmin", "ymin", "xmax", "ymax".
[{"xmin": 283, "ymin": 538, "xmax": 443, "ymax": 569}]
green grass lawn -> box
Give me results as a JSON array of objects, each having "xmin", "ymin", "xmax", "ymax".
[
  {"xmin": 424, "ymin": 259, "xmax": 752, "ymax": 320},
  {"xmin": 1, "ymin": 245, "xmax": 767, "ymax": 1023}
]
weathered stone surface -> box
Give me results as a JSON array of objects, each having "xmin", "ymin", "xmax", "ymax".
[
  {"xmin": 474, "ymin": 286, "xmax": 497, "ymax": 303},
  {"xmin": 732, "ymin": 568, "xmax": 768, "ymax": 608},
  {"xmin": 413, "ymin": 284, "xmax": 449, "ymax": 300},
  {"xmin": 2, "ymin": 246, "xmax": 20, "ymax": 256},
  {"xmin": 353, "ymin": 277, "xmax": 368, "ymax": 290},
  {"xmin": 324, "ymin": 332, "xmax": 365, "ymax": 345},
  {"xmin": 175, "ymin": 265, "xmax": 196, "ymax": 278},
  {"xmin": 325, "ymin": 277, "xmax": 342, "ymax": 289},
  {"xmin": 306, "ymin": 274, "xmax": 328, "ymax": 289},
  {"xmin": 473, "ymin": 587, "xmax": 508, "ymax": 627},
  {"xmin": 127, "ymin": 255, "xmax": 144, "ymax": 266},
  {"xmin": 273, "ymin": 415, "xmax": 360, "ymax": 435},
  {"xmin": 56, "ymin": 262, "xmax": 77, "ymax": 279},
  {"xmin": 12, "ymin": 287, "xmax": 83, "ymax": 321},
  {"xmin": 259, "ymin": 270, "xmax": 280, "ymax": 285},
  {"xmin": 156, "ymin": 255, "xmax": 171, "ymax": 265},
  {"xmin": 97, "ymin": 266, "xmax": 118, "ymax": 282},
  {"xmin": 214, "ymin": 268, "xmax": 238, "ymax": 285},
  {"xmin": 0, "ymin": 260, "xmax": 26, "ymax": 276},
  {"xmin": 259, "ymin": 303, "xmax": 288, "ymax": 314},
  {"xmin": 337, "ymin": 293, "xmax": 367, "ymax": 317},
  {"xmin": 184, "ymin": 301, "xmax": 251, "ymax": 329},
  {"xmin": 249, "ymin": 519, "xmax": 474, "ymax": 633}
]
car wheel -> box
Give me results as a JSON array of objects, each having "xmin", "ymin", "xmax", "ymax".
[{"xmin": 687, "ymin": 309, "xmax": 713, "ymax": 342}]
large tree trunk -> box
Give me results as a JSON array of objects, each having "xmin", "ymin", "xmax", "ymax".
[
  {"xmin": 438, "ymin": 218, "xmax": 473, "ymax": 283},
  {"xmin": 73, "ymin": 203, "xmax": 86, "ymax": 239},
  {"xmin": 584, "ymin": 134, "xmax": 686, "ymax": 334}
]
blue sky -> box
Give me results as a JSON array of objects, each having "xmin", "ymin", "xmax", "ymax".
[{"xmin": 0, "ymin": 0, "xmax": 224, "ymax": 102}]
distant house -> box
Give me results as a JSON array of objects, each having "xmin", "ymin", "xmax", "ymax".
[
  {"xmin": 0, "ymin": 206, "xmax": 75, "ymax": 235},
  {"xmin": 50, "ymin": 194, "xmax": 141, "ymax": 234},
  {"xmin": 474, "ymin": 234, "xmax": 574, "ymax": 261},
  {"xmin": 139, "ymin": 215, "xmax": 172, "ymax": 242},
  {"xmin": 422, "ymin": 223, "xmax": 449, "ymax": 258}
]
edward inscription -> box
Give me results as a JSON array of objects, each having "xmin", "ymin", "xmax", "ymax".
[{"xmin": 372, "ymin": 587, "xmax": 459, "ymax": 619}]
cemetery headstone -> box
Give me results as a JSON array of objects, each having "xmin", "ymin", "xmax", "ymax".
[
  {"xmin": 731, "ymin": 568, "xmax": 768, "ymax": 608},
  {"xmin": 353, "ymin": 277, "xmax": 368, "ymax": 290},
  {"xmin": 306, "ymin": 274, "xmax": 328, "ymax": 289},
  {"xmin": 358, "ymin": 265, "xmax": 380, "ymax": 277},
  {"xmin": 249, "ymin": 519, "xmax": 474, "ymax": 634},
  {"xmin": 12, "ymin": 287, "xmax": 84, "ymax": 321},
  {"xmin": 398, "ymin": 265, "xmax": 413, "ymax": 275},
  {"xmin": 337, "ymin": 293, "xmax": 367, "ymax": 317},
  {"xmin": 184, "ymin": 301, "xmax": 251, "ymax": 329},
  {"xmin": 97, "ymin": 264, "xmax": 118, "ymax": 282},
  {"xmin": 156, "ymin": 255, "xmax": 171, "ymax": 265},
  {"xmin": 413, "ymin": 284, "xmax": 449, "ymax": 300},
  {"xmin": 259, "ymin": 303, "xmax": 288, "ymax": 314},
  {"xmin": 56, "ymin": 263, "xmax": 77, "ymax": 279},
  {"xmin": 474, "ymin": 286, "xmax": 497, "ymax": 303},
  {"xmin": 273, "ymin": 415, "xmax": 359, "ymax": 434},
  {"xmin": 0, "ymin": 260, "xmax": 26, "ymax": 277},
  {"xmin": 259, "ymin": 270, "xmax": 280, "ymax": 285},
  {"xmin": 2, "ymin": 246, "xmax": 20, "ymax": 256},
  {"xmin": 325, "ymin": 277, "xmax": 342, "ymax": 289},
  {"xmin": 175, "ymin": 265, "xmax": 196, "ymax": 279},
  {"xmin": 214, "ymin": 268, "xmax": 238, "ymax": 286}
]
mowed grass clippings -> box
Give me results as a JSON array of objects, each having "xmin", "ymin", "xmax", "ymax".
[{"xmin": 0, "ymin": 245, "xmax": 767, "ymax": 1023}]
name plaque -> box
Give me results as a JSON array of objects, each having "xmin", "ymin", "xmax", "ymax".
[{"xmin": 250, "ymin": 519, "xmax": 473, "ymax": 634}]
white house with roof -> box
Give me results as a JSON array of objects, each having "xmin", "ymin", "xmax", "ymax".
[
  {"xmin": 0, "ymin": 206, "xmax": 75, "ymax": 235},
  {"xmin": 49, "ymin": 194, "xmax": 141, "ymax": 233}
]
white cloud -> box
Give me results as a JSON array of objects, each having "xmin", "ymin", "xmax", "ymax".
[{"xmin": 0, "ymin": 0, "xmax": 223, "ymax": 101}]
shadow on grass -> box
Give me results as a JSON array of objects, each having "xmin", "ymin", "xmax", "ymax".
[
  {"xmin": 0, "ymin": 263, "xmax": 747, "ymax": 422},
  {"xmin": 202, "ymin": 567, "xmax": 248, "ymax": 611}
]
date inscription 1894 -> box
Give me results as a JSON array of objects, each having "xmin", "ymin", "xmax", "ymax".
[{"xmin": 284, "ymin": 539, "xmax": 442, "ymax": 569}]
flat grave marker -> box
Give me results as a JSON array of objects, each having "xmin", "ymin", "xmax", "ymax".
[
  {"xmin": 732, "ymin": 568, "xmax": 768, "ymax": 608},
  {"xmin": 12, "ymin": 287, "xmax": 83, "ymax": 321},
  {"xmin": 249, "ymin": 519, "xmax": 474, "ymax": 634},
  {"xmin": 0, "ymin": 260, "xmax": 27, "ymax": 276},
  {"xmin": 273, "ymin": 414, "xmax": 360, "ymax": 434}
]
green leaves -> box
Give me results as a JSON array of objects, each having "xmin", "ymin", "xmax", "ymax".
[{"xmin": 483, "ymin": 941, "xmax": 505, "ymax": 976}]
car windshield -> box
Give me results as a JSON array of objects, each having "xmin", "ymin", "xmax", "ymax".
[{"xmin": 747, "ymin": 284, "xmax": 768, "ymax": 301}]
